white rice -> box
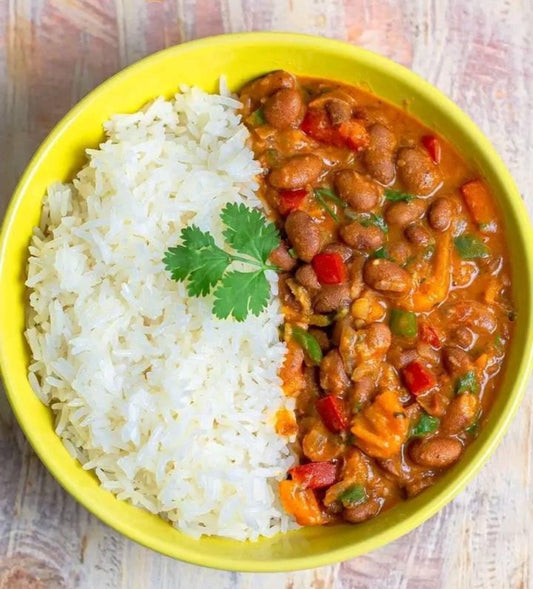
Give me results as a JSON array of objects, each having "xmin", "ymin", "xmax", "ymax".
[{"xmin": 25, "ymin": 85, "xmax": 296, "ymax": 540}]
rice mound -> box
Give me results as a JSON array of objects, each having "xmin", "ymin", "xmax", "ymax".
[{"xmin": 25, "ymin": 85, "xmax": 295, "ymax": 540}]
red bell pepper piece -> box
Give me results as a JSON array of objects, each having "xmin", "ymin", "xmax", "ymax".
[
  {"xmin": 338, "ymin": 120, "xmax": 370, "ymax": 151},
  {"xmin": 316, "ymin": 396, "xmax": 349, "ymax": 432},
  {"xmin": 289, "ymin": 461, "xmax": 337, "ymax": 489},
  {"xmin": 278, "ymin": 189, "xmax": 307, "ymax": 216},
  {"xmin": 421, "ymin": 135, "xmax": 441, "ymax": 164},
  {"xmin": 301, "ymin": 108, "xmax": 343, "ymax": 146},
  {"xmin": 418, "ymin": 323, "xmax": 441, "ymax": 349},
  {"xmin": 402, "ymin": 361, "xmax": 437, "ymax": 396},
  {"xmin": 311, "ymin": 253, "xmax": 347, "ymax": 285}
]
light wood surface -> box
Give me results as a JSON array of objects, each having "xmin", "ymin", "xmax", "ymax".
[{"xmin": 1, "ymin": 1, "xmax": 532, "ymax": 587}]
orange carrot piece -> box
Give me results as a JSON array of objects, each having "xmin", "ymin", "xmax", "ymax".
[
  {"xmin": 351, "ymin": 390, "xmax": 409, "ymax": 459},
  {"xmin": 278, "ymin": 480, "xmax": 326, "ymax": 525},
  {"xmin": 460, "ymin": 180, "xmax": 498, "ymax": 229},
  {"xmin": 275, "ymin": 408, "xmax": 298, "ymax": 437},
  {"xmin": 400, "ymin": 230, "xmax": 452, "ymax": 312}
]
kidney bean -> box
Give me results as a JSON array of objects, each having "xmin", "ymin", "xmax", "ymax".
[
  {"xmin": 387, "ymin": 241, "xmax": 413, "ymax": 265},
  {"xmin": 343, "ymin": 499, "xmax": 381, "ymax": 523},
  {"xmin": 325, "ymin": 98, "xmax": 352, "ymax": 126},
  {"xmin": 428, "ymin": 197, "xmax": 454, "ymax": 231},
  {"xmin": 320, "ymin": 349, "xmax": 350, "ymax": 395},
  {"xmin": 384, "ymin": 199, "xmax": 426, "ymax": 227},
  {"xmin": 404, "ymin": 223, "xmax": 432, "ymax": 246},
  {"xmin": 351, "ymin": 377, "xmax": 376, "ymax": 409},
  {"xmin": 405, "ymin": 478, "xmax": 434, "ymax": 498},
  {"xmin": 241, "ymin": 70, "xmax": 295, "ymax": 100},
  {"xmin": 442, "ymin": 346, "xmax": 473, "ymax": 377},
  {"xmin": 387, "ymin": 344, "xmax": 418, "ymax": 370},
  {"xmin": 363, "ymin": 258, "xmax": 411, "ymax": 293},
  {"xmin": 409, "ymin": 437, "xmax": 463, "ymax": 468},
  {"xmin": 366, "ymin": 322, "xmax": 392, "ymax": 351},
  {"xmin": 309, "ymin": 328, "xmax": 330, "ymax": 352},
  {"xmin": 451, "ymin": 327, "xmax": 476, "ymax": 350},
  {"xmin": 269, "ymin": 154, "xmax": 323, "ymax": 190},
  {"xmin": 397, "ymin": 147, "xmax": 442, "ymax": 196},
  {"xmin": 285, "ymin": 210, "xmax": 321, "ymax": 262},
  {"xmin": 441, "ymin": 393, "xmax": 480, "ymax": 435},
  {"xmin": 322, "ymin": 242, "xmax": 354, "ymax": 262},
  {"xmin": 340, "ymin": 222, "xmax": 385, "ymax": 252},
  {"xmin": 363, "ymin": 123, "xmax": 397, "ymax": 185},
  {"xmin": 334, "ymin": 170, "xmax": 382, "ymax": 212},
  {"xmin": 269, "ymin": 242, "xmax": 297, "ymax": 271},
  {"xmin": 295, "ymin": 263, "xmax": 321, "ymax": 291},
  {"xmin": 264, "ymin": 88, "xmax": 304, "ymax": 129},
  {"xmin": 313, "ymin": 284, "xmax": 351, "ymax": 313}
]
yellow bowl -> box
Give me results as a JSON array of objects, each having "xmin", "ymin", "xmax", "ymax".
[{"xmin": 1, "ymin": 33, "xmax": 532, "ymax": 572}]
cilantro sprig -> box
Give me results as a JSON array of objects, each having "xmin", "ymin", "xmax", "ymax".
[{"xmin": 163, "ymin": 203, "xmax": 280, "ymax": 321}]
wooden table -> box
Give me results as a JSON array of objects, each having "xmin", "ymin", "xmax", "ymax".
[{"xmin": 1, "ymin": 1, "xmax": 532, "ymax": 587}]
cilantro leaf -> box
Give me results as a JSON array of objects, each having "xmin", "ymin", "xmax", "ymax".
[
  {"xmin": 221, "ymin": 203, "xmax": 280, "ymax": 264},
  {"xmin": 163, "ymin": 226, "xmax": 231, "ymax": 296},
  {"xmin": 213, "ymin": 270, "xmax": 270, "ymax": 321},
  {"xmin": 385, "ymin": 189, "xmax": 414, "ymax": 202},
  {"xmin": 359, "ymin": 213, "xmax": 389, "ymax": 233}
]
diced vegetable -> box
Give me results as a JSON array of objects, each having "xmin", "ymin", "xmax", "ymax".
[
  {"xmin": 301, "ymin": 108, "xmax": 369, "ymax": 150},
  {"xmin": 384, "ymin": 189, "xmax": 414, "ymax": 202},
  {"xmin": 454, "ymin": 235, "xmax": 490, "ymax": 259},
  {"xmin": 389, "ymin": 309, "xmax": 417, "ymax": 337},
  {"xmin": 291, "ymin": 326, "xmax": 323, "ymax": 365},
  {"xmin": 460, "ymin": 180, "xmax": 498, "ymax": 229},
  {"xmin": 337, "ymin": 119, "xmax": 370, "ymax": 151},
  {"xmin": 455, "ymin": 370, "xmax": 479, "ymax": 395},
  {"xmin": 351, "ymin": 390, "xmax": 410, "ymax": 459},
  {"xmin": 278, "ymin": 480, "xmax": 325, "ymax": 525},
  {"xmin": 421, "ymin": 135, "xmax": 441, "ymax": 164},
  {"xmin": 289, "ymin": 461, "xmax": 337, "ymax": 489},
  {"xmin": 402, "ymin": 361, "xmax": 437, "ymax": 396},
  {"xmin": 410, "ymin": 413, "xmax": 440, "ymax": 437},
  {"xmin": 249, "ymin": 107, "xmax": 266, "ymax": 126},
  {"xmin": 338, "ymin": 484, "xmax": 367, "ymax": 507},
  {"xmin": 312, "ymin": 253, "xmax": 347, "ymax": 285},
  {"xmin": 418, "ymin": 323, "xmax": 441, "ymax": 348},
  {"xmin": 275, "ymin": 408, "xmax": 298, "ymax": 437},
  {"xmin": 301, "ymin": 108, "xmax": 343, "ymax": 146},
  {"xmin": 278, "ymin": 189, "xmax": 307, "ymax": 215},
  {"xmin": 401, "ymin": 229, "xmax": 451, "ymax": 312},
  {"xmin": 316, "ymin": 395, "xmax": 349, "ymax": 433}
]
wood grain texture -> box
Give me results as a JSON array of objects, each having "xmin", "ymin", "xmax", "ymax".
[{"xmin": 1, "ymin": 1, "xmax": 532, "ymax": 587}]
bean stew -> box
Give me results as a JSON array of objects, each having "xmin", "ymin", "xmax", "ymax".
[{"xmin": 239, "ymin": 71, "xmax": 514, "ymax": 526}]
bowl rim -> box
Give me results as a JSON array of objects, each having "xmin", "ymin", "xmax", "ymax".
[{"xmin": 1, "ymin": 31, "xmax": 533, "ymax": 572}]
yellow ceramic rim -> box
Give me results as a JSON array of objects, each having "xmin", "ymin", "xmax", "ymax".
[{"xmin": 1, "ymin": 33, "xmax": 532, "ymax": 572}]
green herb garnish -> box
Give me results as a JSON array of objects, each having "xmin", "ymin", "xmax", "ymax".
[
  {"xmin": 454, "ymin": 235, "xmax": 490, "ymax": 259},
  {"xmin": 455, "ymin": 371, "xmax": 479, "ymax": 395},
  {"xmin": 410, "ymin": 413, "xmax": 440, "ymax": 438},
  {"xmin": 314, "ymin": 187, "xmax": 347, "ymax": 209},
  {"xmin": 357, "ymin": 213, "xmax": 389, "ymax": 234},
  {"xmin": 338, "ymin": 484, "xmax": 367, "ymax": 507},
  {"xmin": 373, "ymin": 246, "xmax": 390, "ymax": 259},
  {"xmin": 163, "ymin": 203, "xmax": 280, "ymax": 321},
  {"xmin": 313, "ymin": 188, "xmax": 340, "ymax": 221},
  {"xmin": 249, "ymin": 107, "xmax": 266, "ymax": 127},
  {"xmin": 385, "ymin": 189, "xmax": 415, "ymax": 202}
]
